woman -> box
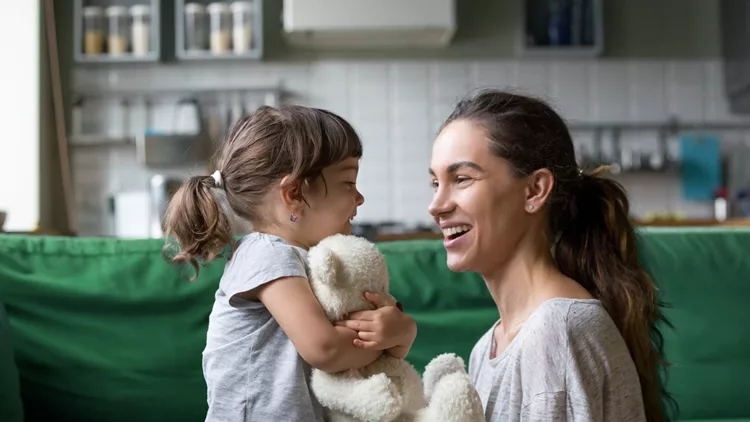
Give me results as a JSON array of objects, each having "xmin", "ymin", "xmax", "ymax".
[{"xmin": 428, "ymin": 89, "xmax": 673, "ymax": 421}]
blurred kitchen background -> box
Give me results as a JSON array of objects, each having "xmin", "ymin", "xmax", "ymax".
[{"xmin": 2, "ymin": 0, "xmax": 750, "ymax": 239}]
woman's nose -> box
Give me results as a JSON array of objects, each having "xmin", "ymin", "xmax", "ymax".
[{"xmin": 428, "ymin": 188, "xmax": 452, "ymax": 217}]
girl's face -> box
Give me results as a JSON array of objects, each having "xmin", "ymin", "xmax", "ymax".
[
  {"xmin": 296, "ymin": 157, "xmax": 365, "ymax": 247},
  {"xmin": 428, "ymin": 120, "xmax": 531, "ymax": 276}
]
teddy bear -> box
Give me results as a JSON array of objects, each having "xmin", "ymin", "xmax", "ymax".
[{"xmin": 307, "ymin": 233, "xmax": 485, "ymax": 422}]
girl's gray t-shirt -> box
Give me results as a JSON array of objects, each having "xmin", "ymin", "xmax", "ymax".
[
  {"xmin": 202, "ymin": 232, "xmax": 325, "ymax": 422},
  {"xmin": 469, "ymin": 298, "xmax": 647, "ymax": 422}
]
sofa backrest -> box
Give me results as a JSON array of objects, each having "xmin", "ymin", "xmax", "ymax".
[
  {"xmin": 0, "ymin": 237, "xmax": 222, "ymax": 422},
  {"xmin": 636, "ymin": 227, "xmax": 750, "ymax": 420},
  {"xmin": 0, "ymin": 228, "xmax": 748, "ymax": 421}
]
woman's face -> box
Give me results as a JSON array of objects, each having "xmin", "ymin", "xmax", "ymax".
[{"xmin": 428, "ymin": 120, "xmax": 531, "ymax": 276}]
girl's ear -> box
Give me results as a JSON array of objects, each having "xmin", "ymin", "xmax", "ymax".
[{"xmin": 279, "ymin": 176, "xmax": 303, "ymax": 210}]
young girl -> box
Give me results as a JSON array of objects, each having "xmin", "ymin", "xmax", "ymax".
[{"xmin": 163, "ymin": 105, "xmax": 417, "ymax": 421}]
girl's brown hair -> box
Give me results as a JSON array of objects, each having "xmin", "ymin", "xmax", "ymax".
[
  {"xmin": 163, "ymin": 105, "xmax": 363, "ymax": 277},
  {"xmin": 444, "ymin": 89, "xmax": 675, "ymax": 421}
]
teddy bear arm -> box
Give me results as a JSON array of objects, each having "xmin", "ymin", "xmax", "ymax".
[{"xmin": 415, "ymin": 372, "xmax": 485, "ymax": 422}]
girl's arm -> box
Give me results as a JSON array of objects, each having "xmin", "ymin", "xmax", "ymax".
[{"xmin": 254, "ymin": 275, "xmax": 382, "ymax": 373}]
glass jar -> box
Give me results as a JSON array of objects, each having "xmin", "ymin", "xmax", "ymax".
[
  {"xmin": 82, "ymin": 6, "xmax": 104, "ymax": 55},
  {"xmin": 230, "ymin": 1, "xmax": 253, "ymax": 54},
  {"xmin": 207, "ymin": 2, "xmax": 231, "ymax": 55},
  {"xmin": 184, "ymin": 3, "xmax": 208, "ymax": 52},
  {"xmin": 130, "ymin": 5, "xmax": 151, "ymax": 56},
  {"xmin": 105, "ymin": 5, "xmax": 130, "ymax": 56}
]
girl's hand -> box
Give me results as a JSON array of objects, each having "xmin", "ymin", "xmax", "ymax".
[{"xmin": 335, "ymin": 292, "xmax": 417, "ymax": 358}]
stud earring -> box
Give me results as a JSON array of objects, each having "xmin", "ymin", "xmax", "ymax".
[
  {"xmin": 528, "ymin": 205, "xmax": 535, "ymax": 211},
  {"xmin": 289, "ymin": 214, "xmax": 298, "ymax": 222}
]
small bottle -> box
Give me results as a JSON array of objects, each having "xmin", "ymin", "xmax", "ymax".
[
  {"xmin": 231, "ymin": 1, "xmax": 254, "ymax": 54},
  {"xmin": 207, "ymin": 2, "xmax": 231, "ymax": 55},
  {"xmin": 82, "ymin": 6, "xmax": 105, "ymax": 55},
  {"xmin": 106, "ymin": 6, "xmax": 130, "ymax": 56},
  {"xmin": 184, "ymin": 3, "xmax": 208, "ymax": 52},
  {"xmin": 130, "ymin": 5, "xmax": 151, "ymax": 56},
  {"xmin": 737, "ymin": 189, "xmax": 750, "ymax": 218},
  {"xmin": 714, "ymin": 187, "xmax": 728, "ymax": 222}
]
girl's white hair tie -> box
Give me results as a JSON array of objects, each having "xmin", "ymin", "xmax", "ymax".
[{"xmin": 211, "ymin": 170, "xmax": 224, "ymax": 189}]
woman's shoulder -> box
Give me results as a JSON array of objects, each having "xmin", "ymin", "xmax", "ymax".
[
  {"xmin": 526, "ymin": 298, "xmax": 635, "ymax": 372},
  {"xmin": 520, "ymin": 298, "xmax": 626, "ymax": 359},
  {"xmin": 528, "ymin": 298, "xmax": 613, "ymax": 334}
]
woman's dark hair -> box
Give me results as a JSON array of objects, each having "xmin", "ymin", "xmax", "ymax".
[
  {"xmin": 163, "ymin": 105, "xmax": 363, "ymax": 277},
  {"xmin": 444, "ymin": 89, "xmax": 675, "ymax": 421}
]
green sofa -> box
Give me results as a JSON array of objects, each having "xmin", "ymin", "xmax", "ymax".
[{"xmin": 0, "ymin": 227, "xmax": 749, "ymax": 421}]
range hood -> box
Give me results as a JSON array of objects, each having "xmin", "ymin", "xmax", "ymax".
[{"xmin": 282, "ymin": 0, "xmax": 456, "ymax": 49}]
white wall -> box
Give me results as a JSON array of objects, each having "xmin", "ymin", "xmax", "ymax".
[
  {"xmin": 0, "ymin": 1, "xmax": 40, "ymax": 231},
  {"xmin": 72, "ymin": 58, "xmax": 750, "ymax": 235}
]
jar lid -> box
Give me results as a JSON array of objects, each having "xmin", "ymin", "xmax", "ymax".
[
  {"xmin": 207, "ymin": 2, "xmax": 231, "ymax": 13},
  {"xmin": 230, "ymin": 1, "xmax": 254, "ymax": 12},
  {"xmin": 185, "ymin": 3, "xmax": 207, "ymax": 13},
  {"xmin": 105, "ymin": 5, "xmax": 128, "ymax": 16},
  {"xmin": 82, "ymin": 6, "xmax": 104, "ymax": 16},
  {"xmin": 130, "ymin": 5, "xmax": 151, "ymax": 16}
]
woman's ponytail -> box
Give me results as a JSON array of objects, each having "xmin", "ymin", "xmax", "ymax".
[
  {"xmin": 551, "ymin": 167, "xmax": 675, "ymax": 422},
  {"xmin": 162, "ymin": 175, "xmax": 233, "ymax": 279}
]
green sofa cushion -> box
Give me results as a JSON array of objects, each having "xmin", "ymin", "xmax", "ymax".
[
  {"xmin": 0, "ymin": 236, "xmax": 221, "ymax": 422},
  {"xmin": 636, "ymin": 228, "xmax": 750, "ymax": 420},
  {"xmin": 0, "ymin": 228, "xmax": 748, "ymax": 421},
  {"xmin": 0, "ymin": 297, "xmax": 24, "ymax": 422}
]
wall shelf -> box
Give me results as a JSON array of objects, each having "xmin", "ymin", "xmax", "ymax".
[
  {"xmin": 72, "ymin": 85, "xmax": 282, "ymax": 103},
  {"xmin": 175, "ymin": 0, "xmax": 264, "ymax": 61},
  {"xmin": 73, "ymin": 0, "xmax": 162, "ymax": 64},
  {"xmin": 517, "ymin": 0, "xmax": 603, "ymax": 58},
  {"xmin": 70, "ymin": 135, "xmax": 134, "ymax": 147}
]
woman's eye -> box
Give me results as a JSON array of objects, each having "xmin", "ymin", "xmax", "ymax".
[
  {"xmin": 430, "ymin": 180, "xmax": 439, "ymax": 189},
  {"xmin": 456, "ymin": 176, "xmax": 471, "ymax": 184}
]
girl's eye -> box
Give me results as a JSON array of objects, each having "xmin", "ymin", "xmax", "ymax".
[
  {"xmin": 430, "ymin": 180, "xmax": 439, "ymax": 189},
  {"xmin": 456, "ymin": 176, "xmax": 471, "ymax": 184}
]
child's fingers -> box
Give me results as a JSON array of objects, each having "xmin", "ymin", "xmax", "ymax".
[
  {"xmin": 356, "ymin": 331, "xmax": 379, "ymax": 342},
  {"xmin": 363, "ymin": 291, "xmax": 398, "ymax": 308},
  {"xmin": 353, "ymin": 338, "xmax": 380, "ymax": 349},
  {"xmin": 347, "ymin": 310, "xmax": 377, "ymax": 321},
  {"xmin": 334, "ymin": 319, "xmax": 375, "ymax": 332}
]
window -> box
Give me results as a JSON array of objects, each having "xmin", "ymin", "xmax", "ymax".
[{"xmin": 0, "ymin": 1, "xmax": 40, "ymax": 231}]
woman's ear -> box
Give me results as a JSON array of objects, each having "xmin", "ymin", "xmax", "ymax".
[{"xmin": 524, "ymin": 168, "xmax": 554, "ymax": 213}]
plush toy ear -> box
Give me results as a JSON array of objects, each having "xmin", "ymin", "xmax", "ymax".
[{"xmin": 312, "ymin": 246, "xmax": 339, "ymax": 286}]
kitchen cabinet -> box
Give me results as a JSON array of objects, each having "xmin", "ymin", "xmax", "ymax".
[
  {"xmin": 175, "ymin": 0, "xmax": 264, "ymax": 60},
  {"xmin": 73, "ymin": 0, "xmax": 161, "ymax": 64},
  {"xmin": 518, "ymin": 0, "xmax": 603, "ymax": 57},
  {"xmin": 720, "ymin": 0, "xmax": 750, "ymax": 114}
]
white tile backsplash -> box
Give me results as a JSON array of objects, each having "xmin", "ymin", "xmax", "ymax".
[
  {"xmin": 590, "ymin": 62, "xmax": 632, "ymax": 121},
  {"xmin": 73, "ymin": 59, "xmax": 750, "ymax": 235},
  {"xmin": 550, "ymin": 61, "xmax": 592, "ymax": 121},
  {"xmin": 628, "ymin": 62, "xmax": 668, "ymax": 122},
  {"xmin": 666, "ymin": 61, "xmax": 706, "ymax": 121}
]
